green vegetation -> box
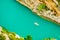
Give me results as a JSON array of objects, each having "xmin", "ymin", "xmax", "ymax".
[
  {"xmin": 25, "ymin": 35, "xmax": 32, "ymax": 40},
  {"xmin": 44, "ymin": 38, "xmax": 56, "ymax": 40},
  {"xmin": 0, "ymin": 35, "xmax": 5, "ymax": 40},
  {"xmin": 8, "ymin": 33, "xmax": 17, "ymax": 40},
  {"xmin": 57, "ymin": 0, "xmax": 60, "ymax": 5},
  {"xmin": 57, "ymin": 0, "xmax": 60, "ymax": 2},
  {"xmin": 0, "ymin": 27, "xmax": 24, "ymax": 40},
  {"xmin": 37, "ymin": 3, "xmax": 46, "ymax": 11}
]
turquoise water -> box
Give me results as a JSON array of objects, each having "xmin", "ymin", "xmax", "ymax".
[{"xmin": 0, "ymin": 0, "xmax": 60, "ymax": 40}]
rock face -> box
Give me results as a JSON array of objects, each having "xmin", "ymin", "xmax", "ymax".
[
  {"xmin": 0, "ymin": 26, "xmax": 24, "ymax": 40},
  {"xmin": 17, "ymin": 0, "xmax": 60, "ymax": 25}
]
